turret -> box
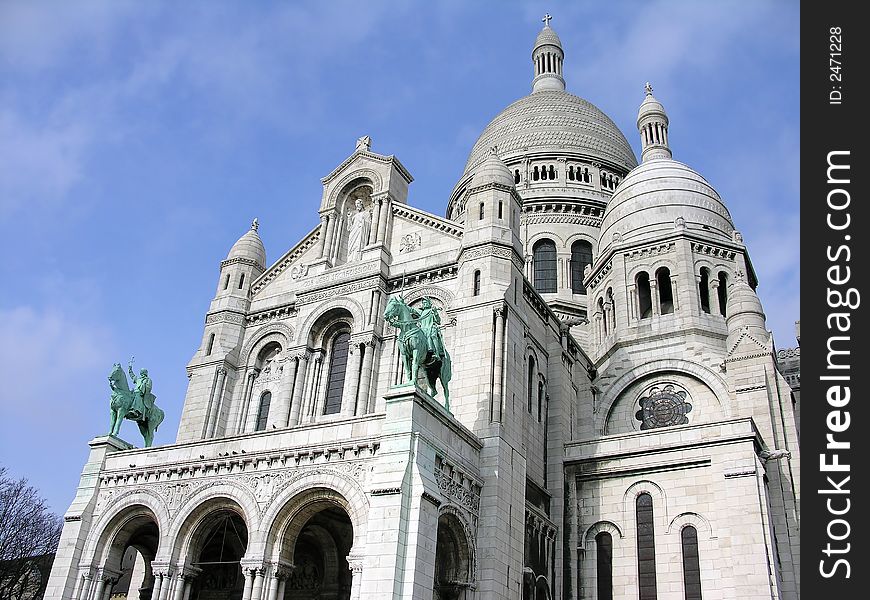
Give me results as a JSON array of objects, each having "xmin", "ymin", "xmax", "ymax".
[
  {"xmin": 531, "ymin": 14, "xmax": 565, "ymax": 93},
  {"xmin": 637, "ymin": 83, "xmax": 672, "ymax": 162},
  {"xmin": 725, "ymin": 271, "xmax": 769, "ymax": 349},
  {"xmin": 461, "ymin": 148, "xmax": 522, "ymax": 252}
]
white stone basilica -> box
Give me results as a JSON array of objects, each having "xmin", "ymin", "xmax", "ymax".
[{"xmin": 48, "ymin": 18, "xmax": 800, "ymax": 600}]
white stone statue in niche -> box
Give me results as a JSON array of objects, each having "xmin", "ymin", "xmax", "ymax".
[{"xmin": 346, "ymin": 198, "xmax": 372, "ymax": 262}]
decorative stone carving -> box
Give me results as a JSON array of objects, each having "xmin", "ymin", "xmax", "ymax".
[
  {"xmin": 634, "ymin": 383, "xmax": 693, "ymax": 430},
  {"xmin": 399, "ymin": 231, "xmax": 422, "ymax": 253}
]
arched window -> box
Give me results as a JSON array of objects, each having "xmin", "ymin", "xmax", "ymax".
[
  {"xmin": 717, "ymin": 272, "xmax": 728, "ymax": 316},
  {"xmin": 533, "ymin": 166, "xmax": 540, "ymax": 181},
  {"xmin": 637, "ymin": 272, "xmax": 652, "ymax": 319},
  {"xmin": 584, "ymin": 168, "xmax": 591, "ymax": 183},
  {"xmin": 533, "ymin": 239, "xmax": 557, "ymax": 293},
  {"xmin": 607, "ymin": 287, "xmax": 616, "ymax": 328},
  {"xmin": 206, "ymin": 333, "xmax": 215, "ymax": 356},
  {"xmin": 537, "ymin": 381, "xmax": 544, "ymax": 422},
  {"xmin": 699, "ymin": 268, "xmax": 711, "ymax": 314},
  {"xmin": 596, "ymin": 531, "xmax": 613, "ymax": 600},
  {"xmin": 548, "ymin": 165, "xmax": 556, "ymax": 180},
  {"xmin": 223, "ymin": 273, "xmax": 230, "ymax": 290},
  {"xmin": 656, "ymin": 267, "xmax": 674, "ymax": 314},
  {"xmin": 515, "ymin": 169, "xmax": 521, "ymax": 184},
  {"xmin": 323, "ymin": 331, "xmax": 350, "ymax": 415},
  {"xmin": 254, "ymin": 391, "xmax": 271, "ymax": 431},
  {"xmin": 636, "ymin": 493, "xmax": 658, "ymax": 600},
  {"xmin": 479, "ymin": 202, "xmax": 485, "ymax": 220},
  {"xmin": 681, "ymin": 525, "xmax": 703, "ymax": 600},
  {"xmin": 570, "ymin": 240, "xmax": 593, "ymax": 294},
  {"xmin": 568, "ymin": 166, "xmax": 575, "ymax": 181},
  {"xmin": 473, "ymin": 270, "xmax": 481, "ymax": 296},
  {"xmin": 527, "ymin": 357, "xmax": 535, "ymax": 413},
  {"xmin": 598, "ymin": 297, "xmax": 607, "ymax": 335},
  {"xmin": 238, "ymin": 273, "xmax": 245, "ymax": 290}
]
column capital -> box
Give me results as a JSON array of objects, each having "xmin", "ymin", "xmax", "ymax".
[{"xmin": 346, "ymin": 553, "xmax": 365, "ymax": 574}]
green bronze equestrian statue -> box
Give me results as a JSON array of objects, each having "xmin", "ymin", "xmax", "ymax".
[
  {"xmin": 384, "ymin": 295, "xmax": 453, "ymax": 410},
  {"xmin": 107, "ymin": 358, "xmax": 165, "ymax": 447}
]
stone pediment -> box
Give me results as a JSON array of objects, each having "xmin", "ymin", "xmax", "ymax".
[
  {"xmin": 321, "ymin": 149, "xmax": 413, "ymax": 187},
  {"xmin": 726, "ymin": 327, "xmax": 772, "ymax": 359},
  {"xmin": 251, "ymin": 225, "xmax": 320, "ymax": 297}
]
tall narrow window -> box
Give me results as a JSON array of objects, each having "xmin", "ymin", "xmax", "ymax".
[
  {"xmin": 681, "ymin": 526, "xmax": 702, "ymax": 600},
  {"xmin": 717, "ymin": 272, "xmax": 728, "ymax": 316},
  {"xmin": 699, "ymin": 268, "xmax": 711, "ymax": 314},
  {"xmin": 607, "ymin": 287, "xmax": 616, "ymax": 329},
  {"xmin": 323, "ymin": 332, "xmax": 350, "ymax": 415},
  {"xmin": 599, "ymin": 298, "xmax": 607, "ymax": 334},
  {"xmin": 223, "ymin": 273, "xmax": 230, "ymax": 290},
  {"xmin": 533, "ymin": 166, "xmax": 540, "ymax": 181},
  {"xmin": 637, "ymin": 272, "xmax": 652, "ymax": 319},
  {"xmin": 479, "ymin": 202, "xmax": 485, "ymax": 220},
  {"xmin": 570, "ymin": 240, "xmax": 593, "ymax": 294},
  {"xmin": 537, "ymin": 381, "xmax": 544, "ymax": 422},
  {"xmin": 549, "ymin": 165, "xmax": 556, "ymax": 180},
  {"xmin": 238, "ymin": 273, "xmax": 245, "ymax": 290},
  {"xmin": 596, "ymin": 532, "xmax": 613, "ymax": 600},
  {"xmin": 527, "ymin": 358, "xmax": 535, "ymax": 413},
  {"xmin": 656, "ymin": 267, "xmax": 674, "ymax": 314},
  {"xmin": 254, "ymin": 391, "xmax": 271, "ymax": 431},
  {"xmin": 636, "ymin": 493, "xmax": 658, "ymax": 600},
  {"xmin": 515, "ymin": 169, "xmax": 521, "ymax": 184},
  {"xmin": 473, "ymin": 270, "xmax": 481, "ymax": 296},
  {"xmin": 498, "ymin": 200, "xmax": 503, "ymax": 219},
  {"xmin": 206, "ymin": 333, "xmax": 215, "ymax": 356},
  {"xmin": 533, "ymin": 239, "xmax": 557, "ymax": 293}
]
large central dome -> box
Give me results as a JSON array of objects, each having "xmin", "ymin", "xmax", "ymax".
[{"xmin": 462, "ymin": 90, "xmax": 638, "ymax": 175}]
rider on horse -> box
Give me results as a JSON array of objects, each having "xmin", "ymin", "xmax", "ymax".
[
  {"xmin": 410, "ymin": 297, "xmax": 445, "ymax": 360},
  {"xmin": 128, "ymin": 362, "xmax": 155, "ymax": 420}
]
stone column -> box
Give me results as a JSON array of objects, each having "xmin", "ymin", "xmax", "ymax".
[
  {"xmin": 369, "ymin": 197, "xmax": 381, "ymax": 245},
  {"xmin": 376, "ymin": 196, "xmax": 390, "ymax": 244},
  {"xmin": 355, "ymin": 339, "xmax": 376, "ymax": 416},
  {"xmin": 205, "ymin": 367, "xmax": 228, "ymax": 438},
  {"xmin": 276, "ymin": 576, "xmax": 287, "ymax": 600},
  {"xmin": 76, "ymin": 573, "xmax": 93, "ymax": 600},
  {"xmin": 604, "ymin": 300, "xmax": 614, "ymax": 333},
  {"xmin": 650, "ymin": 279, "xmax": 660, "ymax": 317},
  {"xmin": 250, "ymin": 568, "xmax": 265, "ymax": 600},
  {"xmin": 241, "ymin": 568, "xmax": 255, "ymax": 600},
  {"xmin": 90, "ymin": 578, "xmax": 106, "ymax": 600},
  {"xmin": 158, "ymin": 573, "xmax": 173, "ymax": 600},
  {"xmin": 236, "ymin": 370, "xmax": 259, "ymax": 434},
  {"xmin": 244, "ymin": 383, "xmax": 262, "ymax": 433},
  {"xmin": 710, "ymin": 277, "xmax": 723, "ymax": 316},
  {"xmin": 347, "ymin": 555, "xmax": 364, "ymax": 600},
  {"xmin": 340, "ymin": 343, "xmax": 363, "ymax": 417},
  {"xmin": 306, "ymin": 352, "xmax": 326, "ymax": 422},
  {"xmin": 671, "ymin": 275, "xmax": 680, "ymax": 311},
  {"xmin": 269, "ymin": 356, "xmax": 297, "ymax": 429},
  {"xmin": 320, "ymin": 213, "xmax": 335, "ymax": 260},
  {"xmin": 316, "ymin": 214, "xmax": 329, "ymax": 258},
  {"xmin": 492, "ymin": 306, "xmax": 506, "ymax": 422},
  {"xmin": 288, "ymin": 352, "xmax": 309, "ymax": 426}
]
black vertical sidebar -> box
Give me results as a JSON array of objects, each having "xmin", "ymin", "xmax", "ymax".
[{"xmin": 801, "ymin": 2, "xmax": 868, "ymax": 597}]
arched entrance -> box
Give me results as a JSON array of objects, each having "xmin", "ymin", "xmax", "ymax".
[
  {"xmin": 433, "ymin": 512, "xmax": 473, "ymax": 600},
  {"xmin": 189, "ymin": 510, "xmax": 248, "ymax": 600},
  {"xmin": 284, "ymin": 505, "xmax": 353, "ymax": 600},
  {"xmin": 90, "ymin": 508, "xmax": 160, "ymax": 600}
]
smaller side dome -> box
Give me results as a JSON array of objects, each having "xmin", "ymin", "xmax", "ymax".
[
  {"xmin": 226, "ymin": 218, "xmax": 266, "ymax": 269},
  {"xmin": 725, "ymin": 273, "xmax": 768, "ymax": 347},
  {"xmin": 470, "ymin": 149, "xmax": 514, "ymax": 188}
]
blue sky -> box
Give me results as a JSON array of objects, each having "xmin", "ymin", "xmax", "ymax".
[{"xmin": 0, "ymin": 0, "xmax": 799, "ymax": 514}]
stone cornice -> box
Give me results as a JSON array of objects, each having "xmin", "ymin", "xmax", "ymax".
[{"xmin": 392, "ymin": 204, "xmax": 463, "ymax": 237}]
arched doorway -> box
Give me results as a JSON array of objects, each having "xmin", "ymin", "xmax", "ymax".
[
  {"xmin": 284, "ymin": 506, "xmax": 353, "ymax": 600},
  {"xmin": 189, "ymin": 510, "xmax": 248, "ymax": 600},
  {"xmin": 92, "ymin": 508, "xmax": 160, "ymax": 600},
  {"xmin": 433, "ymin": 512, "xmax": 473, "ymax": 600}
]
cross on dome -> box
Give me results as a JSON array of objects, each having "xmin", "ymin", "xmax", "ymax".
[
  {"xmin": 645, "ymin": 82, "xmax": 654, "ymax": 96},
  {"xmin": 251, "ymin": 218, "xmax": 259, "ymax": 232},
  {"xmin": 542, "ymin": 13, "xmax": 553, "ymax": 27}
]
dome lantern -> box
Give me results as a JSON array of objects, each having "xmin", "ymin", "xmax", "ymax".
[
  {"xmin": 532, "ymin": 14, "xmax": 566, "ymax": 93},
  {"xmin": 637, "ymin": 82, "xmax": 672, "ymax": 162}
]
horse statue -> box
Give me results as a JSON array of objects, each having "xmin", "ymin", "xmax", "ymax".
[
  {"xmin": 108, "ymin": 362, "xmax": 165, "ymax": 447},
  {"xmin": 384, "ymin": 296, "xmax": 452, "ymax": 410}
]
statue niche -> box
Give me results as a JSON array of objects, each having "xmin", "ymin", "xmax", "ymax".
[{"xmin": 338, "ymin": 186, "xmax": 373, "ymax": 264}]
